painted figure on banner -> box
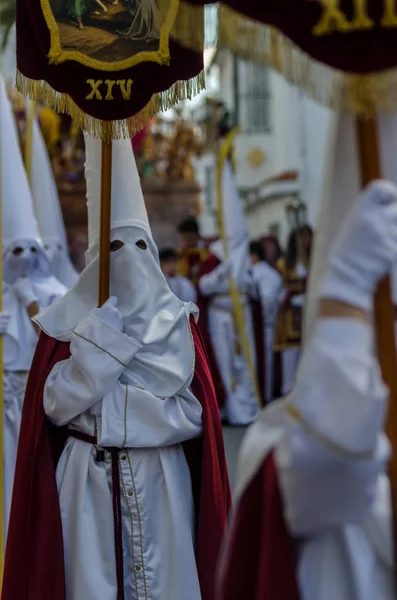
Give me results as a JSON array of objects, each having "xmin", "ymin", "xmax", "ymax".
[
  {"xmin": 47, "ymin": 0, "xmax": 164, "ymax": 65},
  {"xmin": 120, "ymin": 0, "xmax": 160, "ymax": 40}
]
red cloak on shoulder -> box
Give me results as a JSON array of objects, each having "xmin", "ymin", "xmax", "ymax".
[
  {"xmin": 217, "ymin": 452, "xmax": 300, "ymax": 600},
  {"xmin": 2, "ymin": 318, "xmax": 231, "ymax": 600}
]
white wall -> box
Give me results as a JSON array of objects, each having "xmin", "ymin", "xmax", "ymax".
[{"xmin": 194, "ymin": 50, "xmax": 334, "ymax": 240}]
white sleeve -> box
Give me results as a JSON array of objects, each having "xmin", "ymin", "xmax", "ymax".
[
  {"xmin": 198, "ymin": 263, "xmax": 228, "ymax": 296},
  {"xmin": 98, "ymin": 383, "xmax": 203, "ymax": 448},
  {"xmin": 43, "ymin": 313, "xmax": 142, "ymax": 426},
  {"xmin": 276, "ymin": 318, "xmax": 390, "ymax": 537}
]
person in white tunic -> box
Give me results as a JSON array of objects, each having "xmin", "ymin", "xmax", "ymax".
[
  {"xmin": 249, "ymin": 240, "xmax": 283, "ymax": 402},
  {"xmin": 29, "ymin": 108, "xmax": 79, "ymax": 288},
  {"xmin": 0, "ymin": 76, "xmax": 66, "ymax": 536},
  {"xmin": 218, "ymin": 180, "xmax": 397, "ymax": 600},
  {"xmin": 25, "ymin": 134, "xmax": 222, "ymax": 600},
  {"xmin": 198, "ymin": 148, "xmax": 259, "ymax": 425},
  {"xmin": 159, "ymin": 247, "xmax": 197, "ymax": 303}
]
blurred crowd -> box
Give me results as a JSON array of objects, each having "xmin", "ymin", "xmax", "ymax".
[{"xmin": 159, "ymin": 215, "xmax": 314, "ymax": 423}]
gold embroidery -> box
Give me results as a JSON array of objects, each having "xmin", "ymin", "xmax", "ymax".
[
  {"xmin": 104, "ymin": 80, "xmax": 117, "ymax": 101},
  {"xmin": 121, "ymin": 385, "xmax": 128, "ymax": 449},
  {"xmin": 215, "ymin": 6, "xmax": 397, "ymax": 118},
  {"xmin": 117, "ymin": 80, "xmax": 134, "ymax": 101},
  {"xmin": 85, "ymin": 80, "xmax": 103, "ymax": 101},
  {"xmin": 72, "ymin": 331, "xmax": 128, "ymax": 367},
  {"xmin": 382, "ymin": 0, "xmax": 397, "ymax": 25},
  {"xmin": 312, "ymin": 0, "xmax": 351, "ymax": 36},
  {"xmin": 17, "ymin": 70, "xmax": 205, "ymax": 143}
]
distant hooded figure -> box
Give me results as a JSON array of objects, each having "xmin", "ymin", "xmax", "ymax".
[
  {"xmin": 249, "ymin": 240, "xmax": 283, "ymax": 401},
  {"xmin": 3, "ymin": 135, "xmax": 231, "ymax": 600},
  {"xmin": 30, "ymin": 109, "xmax": 79, "ymax": 289},
  {"xmin": 0, "ymin": 77, "xmax": 66, "ymax": 537}
]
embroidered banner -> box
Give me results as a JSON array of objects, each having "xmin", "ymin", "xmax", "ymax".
[{"xmin": 16, "ymin": 0, "xmax": 204, "ymax": 139}]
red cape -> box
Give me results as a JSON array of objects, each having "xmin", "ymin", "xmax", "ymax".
[
  {"xmin": 2, "ymin": 318, "xmax": 231, "ymax": 600},
  {"xmin": 217, "ymin": 452, "xmax": 300, "ymax": 600}
]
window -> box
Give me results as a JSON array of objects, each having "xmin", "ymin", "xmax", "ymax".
[{"xmin": 236, "ymin": 59, "xmax": 271, "ymax": 133}]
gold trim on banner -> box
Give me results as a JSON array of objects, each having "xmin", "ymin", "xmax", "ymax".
[
  {"xmin": 41, "ymin": 0, "xmax": 179, "ymax": 70},
  {"xmin": 16, "ymin": 70, "xmax": 205, "ymax": 142},
  {"xmin": 218, "ymin": 5, "xmax": 397, "ymax": 117},
  {"xmin": 169, "ymin": 1, "xmax": 204, "ymax": 53},
  {"xmin": 216, "ymin": 126, "xmax": 261, "ymax": 407}
]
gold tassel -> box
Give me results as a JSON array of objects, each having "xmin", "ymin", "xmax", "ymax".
[
  {"xmin": 16, "ymin": 70, "xmax": 206, "ymax": 142},
  {"xmin": 218, "ymin": 5, "xmax": 397, "ymax": 118}
]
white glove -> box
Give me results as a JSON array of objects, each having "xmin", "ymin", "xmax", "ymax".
[
  {"xmin": 319, "ymin": 180, "xmax": 397, "ymax": 311},
  {"xmin": 89, "ymin": 296, "xmax": 124, "ymax": 333},
  {"xmin": 0, "ymin": 312, "xmax": 10, "ymax": 335},
  {"xmin": 13, "ymin": 277, "xmax": 38, "ymax": 308}
]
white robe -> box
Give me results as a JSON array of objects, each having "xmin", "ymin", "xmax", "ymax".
[
  {"xmin": 235, "ymin": 317, "xmax": 393, "ymax": 600},
  {"xmin": 3, "ymin": 277, "xmax": 67, "ymax": 535},
  {"xmin": 167, "ymin": 275, "xmax": 197, "ymax": 304},
  {"xmin": 44, "ymin": 311, "xmax": 203, "ymax": 600},
  {"xmin": 249, "ymin": 262, "xmax": 283, "ymax": 400},
  {"xmin": 199, "ymin": 261, "xmax": 258, "ymax": 425}
]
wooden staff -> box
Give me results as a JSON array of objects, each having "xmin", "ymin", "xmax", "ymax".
[
  {"xmin": 98, "ymin": 141, "xmax": 113, "ymax": 307},
  {"xmin": 356, "ymin": 118, "xmax": 397, "ymax": 584},
  {"xmin": 0, "ymin": 88, "xmax": 4, "ymax": 585},
  {"xmin": 24, "ymin": 101, "xmax": 35, "ymax": 182}
]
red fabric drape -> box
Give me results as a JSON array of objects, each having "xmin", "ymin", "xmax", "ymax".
[
  {"xmin": 197, "ymin": 253, "xmax": 227, "ymax": 407},
  {"xmin": 2, "ymin": 319, "xmax": 231, "ymax": 600},
  {"xmin": 217, "ymin": 451, "xmax": 301, "ymax": 600}
]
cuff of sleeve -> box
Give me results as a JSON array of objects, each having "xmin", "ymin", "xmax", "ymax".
[
  {"xmin": 74, "ymin": 314, "xmax": 142, "ymax": 366},
  {"xmin": 289, "ymin": 338, "xmax": 387, "ymax": 455},
  {"xmin": 318, "ymin": 273, "xmax": 372, "ymax": 312}
]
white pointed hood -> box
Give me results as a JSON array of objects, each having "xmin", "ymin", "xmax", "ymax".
[
  {"xmin": 30, "ymin": 111, "xmax": 79, "ymax": 288},
  {"xmin": 0, "ymin": 76, "xmax": 67, "ymax": 370},
  {"xmin": 304, "ymin": 108, "xmax": 397, "ymax": 342},
  {"xmin": 210, "ymin": 155, "xmax": 249, "ymax": 289},
  {"xmin": 0, "ymin": 77, "xmax": 42, "ymax": 252},
  {"xmin": 36, "ymin": 135, "xmax": 198, "ymax": 398}
]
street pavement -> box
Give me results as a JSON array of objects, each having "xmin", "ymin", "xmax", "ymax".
[{"xmin": 222, "ymin": 426, "xmax": 247, "ymax": 493}]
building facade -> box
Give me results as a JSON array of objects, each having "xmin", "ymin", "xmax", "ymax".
[{"xmin": 194, "ymin": 48, "xmax": 333, "ymax": 248}]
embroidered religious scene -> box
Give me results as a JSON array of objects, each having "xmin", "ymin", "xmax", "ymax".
[{"xmin": 47, "ymin": 0, "xmax": 163, "ymax": 65}]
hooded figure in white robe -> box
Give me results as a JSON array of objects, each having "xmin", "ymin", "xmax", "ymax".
[
  {"xmin": 218, "ymin": 109, "xmax": 397, "ymax": 600},
  {"xmin": 24, "ymin": 134, "xmax": 227, "ymax": 600},
  {"xmin": 30, "ymin": 110, "xmax": 79, "ymax": 289},
  {"xmin": 198, "ymin": 156, "xmax": 259, "ymax": 425},
  {"xmin": 0, "ymin": 76, "xmax": 66, "ymax": 535},
  {"xmin": 249, "ymin": 240, "xmax": 283, "ymax": 401}
]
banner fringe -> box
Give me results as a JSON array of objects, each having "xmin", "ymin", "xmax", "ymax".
[
  {"xmin": 216, "ymin": 5, "xmax": 397, "ymax": 117},
  {"xmin": 16, "ymin": 70, "xmax": 206, "ymax": 141}
]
